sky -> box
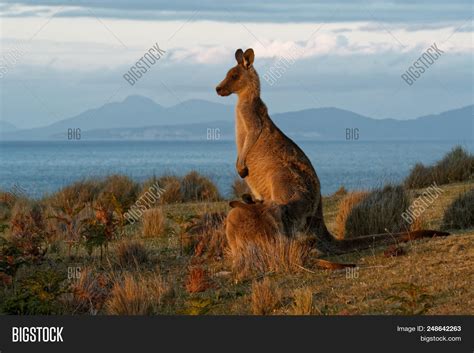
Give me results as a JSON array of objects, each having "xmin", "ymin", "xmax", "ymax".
[{"xmin": 0, "ymin": 0, "xmax": 472, "ymax": 128}]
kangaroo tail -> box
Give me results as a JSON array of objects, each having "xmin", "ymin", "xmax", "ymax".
[{"xmin": 324, "ymin": 229, "xmax": 451, "ymax": 255}]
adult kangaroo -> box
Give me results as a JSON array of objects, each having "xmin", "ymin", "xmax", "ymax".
[{"xmin": 216, "ymin": 48, "xmax": 449, "ymax": 256}]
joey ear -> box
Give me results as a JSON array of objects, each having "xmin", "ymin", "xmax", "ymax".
[
  {"xmin": 243, "ymin": 48, "xmax": 255, "ymax": 69},
  {"xmin": 235, "ymin": 49, "xmax": 244, "ymax": 65},
  {"xmin": 229, "ymin": 201, "xmax": 240, "ymax": 208}
]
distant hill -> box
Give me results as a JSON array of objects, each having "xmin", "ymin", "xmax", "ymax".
[
  {"xmin": 1, "ymin": 95, "xmax": 472, "ymax": 141},
  {"xmin": 1, "ymin": 96, "xmax": 233, "ymax": 140}
]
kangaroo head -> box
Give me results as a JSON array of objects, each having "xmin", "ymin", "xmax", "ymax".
[{"xmin": 216, "ymin": 48, "xmax": 259, "ymax": 97}]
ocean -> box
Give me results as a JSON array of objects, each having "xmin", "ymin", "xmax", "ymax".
[{"xmin": 0, "ymin": 140, "xmax": 472, "ymax": 198}]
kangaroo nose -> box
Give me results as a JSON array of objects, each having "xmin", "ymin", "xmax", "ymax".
[{"xmin": 216, "ymin": 86, "xmax": 222, "ymax": 94}]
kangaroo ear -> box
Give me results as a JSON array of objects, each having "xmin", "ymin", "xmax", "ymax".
[
  {"xmin": 229, "ymin": 200, "xmax": 240, "ymax": 208},
  {"xmin": 243, "ymin": 48, "xmax": 254, "ymax": 69},
  {"xmin": 235, "ymin": 49, "xmax": 244, "ymax": 65}
]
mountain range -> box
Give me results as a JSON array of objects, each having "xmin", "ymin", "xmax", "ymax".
[{"xmin": 1, "ymin": 95, "xmax": 472, "ymax": 141}]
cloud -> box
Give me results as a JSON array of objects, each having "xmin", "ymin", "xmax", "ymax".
[{"xmin": 1, "ymin": 0, "xmax": 473, "ymax": 23}]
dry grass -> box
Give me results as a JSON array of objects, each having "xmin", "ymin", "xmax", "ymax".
[
  {"xmin": 106, "ymin": 272, "xmax": 169, "ymax": 315},
  {"xmin": 187, "ymin": 212, "xmax": 227, "ymax": 257},
  {"xmin": 9, "ymin": 198, "xmax": 45, "ymax": 236},
  {"xmin": 69, "ymin": 267, "xmax": 110, "ymax": 314},
  {"xmin": 332, "ymin": 185, "xmax": 348, "ymax": 197},
  {"xmin": 409, "ymin": 212, "xmax": 428, "ymax": 232},
  {"xmin": 115, "ymin": 239, "xmax": 149, "ymax": 268},
  {"xmin": 251, "ymin": 278, "xmax": 282, "ymax": 315},
  {"xmin": 442, "ymin": 189, "xmax": 474, "ymax": 230},
  {"xmin": 230, "ymin": 235, "xmax": 312, "ymax": 280},
  {"xmin": 142, "ymin": 207, "xmax": 166, "ymax": 237},
  {"xmin": 344, "ymin": 185, "xmax": 410, "ymax": 237},
  {"xmin": 185, "ymin": 267, "xmax": 211, "ymax": 293},
  {"xmin": 291, "ymin": 288, "xmax": 314, "ymax": 315},
  {"xmin": 334, "ymin": 191, "xmax": 368, "ymax": 239}
]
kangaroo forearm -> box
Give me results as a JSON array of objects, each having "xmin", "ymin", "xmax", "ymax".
[{"xmin": 239, "ymin": 129, "xmax": 261, "ymax": 164}]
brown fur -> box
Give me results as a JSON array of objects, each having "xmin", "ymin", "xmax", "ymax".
[{"xmin": 217, "ymin": 48, "xmax": 450, "ymax": 260}]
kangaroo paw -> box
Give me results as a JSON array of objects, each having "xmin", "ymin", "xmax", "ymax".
[{"xmin": 238, "ymin": 166, "xmax": 249, "ymax": 178}]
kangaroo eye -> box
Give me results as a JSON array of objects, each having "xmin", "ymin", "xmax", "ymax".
[{"xmin": 231, "ymin": 74, "xmax": 239, "ymax": 80}]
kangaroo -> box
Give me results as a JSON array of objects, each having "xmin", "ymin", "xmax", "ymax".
[{"xmin": 216, "ymin": 48, "xmax": 450, "ymax": 258}]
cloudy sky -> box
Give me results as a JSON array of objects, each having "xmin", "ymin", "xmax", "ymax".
[{"xmin": 0, "ymin": 0, "xmax": 472, "ymax": 128}]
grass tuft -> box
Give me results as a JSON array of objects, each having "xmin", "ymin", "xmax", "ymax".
[
  {"xmin": 115, "ymin": 239, "xmax": 149, "ymax": 268},
  {"xmin": 251, "ymin": 278, "xmax": 282, "ymax": 315},
  {"xmin": 106, "ymin": 272, "xmax": 169, "ymax": 315},
  {"xmin": 230, "ymin": 235, "xmax": 311, "ymax": 279},
  {"xmin": 142, "ymin": 207, "xmax": 166, "ymax": 238}
]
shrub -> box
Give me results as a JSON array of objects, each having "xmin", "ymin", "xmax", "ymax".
[
  {"xmin": 230, "ymin": 235, "xmax": 311, "ymax": 279},
  {"xmin": 116, "ymin": 240, "xmax": 149, "ymax": 268},
  {"xmin": 48, "ymin": 179, "xmax": 102, "ymax": 207},
  {"xmin": 334, "ymin": 191, "xmax": 368, "ymax": 239},
  {"xmin": 47, "ymin": 194, "xmax": 89, "ymax": 255},
  {"xmin": 181, "ymin": 171, "xmax": 221, "ymax": 202},
  {"xmin": 142, "ymin": 208, "xmax": 166, "ymax": 237},
  {"xmin": 10, "ymin": 199, "xmax": 45, "ymax": 235},
  {"xmin": 231, "ymin": 178, "xmax": 250, "ymax": 198},
  {"xmin": 251, "ymin": 278, "xmax": 281, "ymax": 315},
  {"xmin": 157, "ymin": 175, "xmax": 183, "ymax": 204},
  {"xmin": 1, "ymin": 269, "xmax": 67, "ymax": 314},
  {"xmin": 405, "ymin": 146, "xmax": 474, "ymax": 188},
  {"xmin": 98, "ymin": 175, "xmax": 140, "ymax": 211},
  {"xmin": 137, "ymin": 176, "xmax": 167, "ymax": 209},
  {"xmin": 80, "ymin": 206, "xmax": 117, "ymax": 259},
  {"xmin": 9, "ymin": 199, "xmax": 48, "ymax": 263},
  {"xmin": 0, "ymin": 236, "xmax": 23, "ymax": 285},
  {"xmin": 441, "ymin": 189, "xmax": 474, "ymax": 230},
  {"xmin": 105, "ymin": 273, "xmax": 169, "ymax": 315},
  {"xmin": 0, "ymin": 190, "xmax": 16, "ymax": 221},
  {"xmin": 344, "ymin": 185, "xmax": 410, "ymax": 237}
]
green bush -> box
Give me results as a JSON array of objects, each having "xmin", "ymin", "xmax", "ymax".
[
  {"xmin": 181, "ymin": 171, "xmax": 221, "ymax": 202},
  {"xmin": 1, "ymin": 269, "xmax": 67, "ymax": 314},
  {"xmin": 405, "ymin": 146, "xmax": 474, "ymax": 188},
  {"xmin": 441, "ymin": 189, "xmax": 474, "ymax": 230},
  {"xmin": 344, "ymin": 185, "xmax": 410, "ymax": 237},
  {"xmin": 141, "ymin": 175, "xmax": 182, "ymax": 204},
  {"xmin": 98, "ymin": 175, "xmax": 140, "ymax": 212},
  {"xmin": 47, "ymin": 179, "xmax": 103, "ymax": 207}
]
